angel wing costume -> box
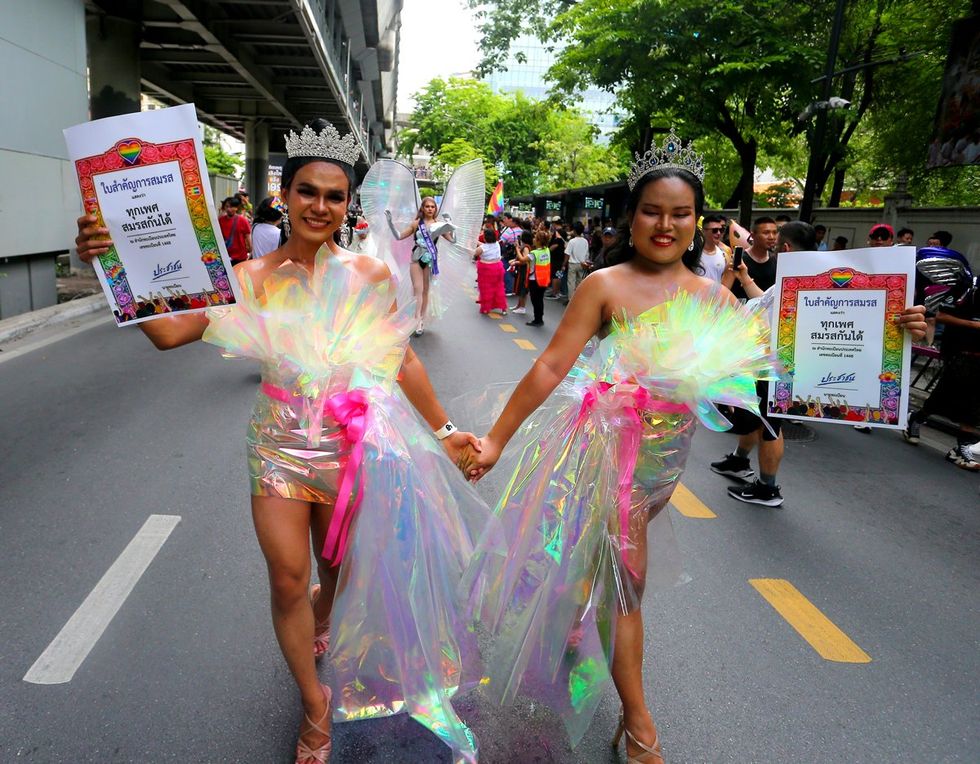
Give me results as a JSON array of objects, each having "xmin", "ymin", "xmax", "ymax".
[{"xmin": 360, "ymin": 159, "xmax": 486, "ymax": 322}]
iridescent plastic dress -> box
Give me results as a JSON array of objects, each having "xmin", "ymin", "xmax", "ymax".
[
  {"xmin": 463, "ymin": 289, "xmax": 778, "ymax": 746},
  {"xmin": 202, "ymin": 252, "xmax": 501, "ymax": 763}
]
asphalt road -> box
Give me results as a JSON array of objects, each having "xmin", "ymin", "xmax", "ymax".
[{"xmin": 1, "ymin": 261, "xmax": 977, "ymax": 763}]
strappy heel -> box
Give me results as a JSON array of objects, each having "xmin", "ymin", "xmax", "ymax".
[
  {"xmin": 309, "ymin": 584, "xmax": 330, "ymax": 659},
  {"xmin": 295, "ymin": 684, "xmax": 332, "ymax": 764},
  {"xmin": 613, "ymin": 715, "xmax": 664, "ymax": 763}
]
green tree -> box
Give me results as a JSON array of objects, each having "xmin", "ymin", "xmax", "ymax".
[
  {"xmin": 202, "ymin": 126, "xmax": 243, "ymax": 177},
  {"xmin": 433, "ymin": 137, "xmax": 500, "ymax": 193},
  {"xmin": 534, "ymin": 109, "xmax": 627, "ymax": 191}
]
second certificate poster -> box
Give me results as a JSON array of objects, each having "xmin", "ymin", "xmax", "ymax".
[{"xmin": 767, "ymin": 247, "xmax": 915, "ymax": 429}]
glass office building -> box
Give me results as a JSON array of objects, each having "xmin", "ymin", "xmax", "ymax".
[{"xmin": 483, "ymin": 35, "xmax": 621, "ymax": 141}]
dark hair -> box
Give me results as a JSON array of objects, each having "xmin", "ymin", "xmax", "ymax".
[
  {"xmin": 778, "ymin": 221, "xmax": 816, "ymax": 252},
  {"xmin": 703, "ymin": 213, "xmax": 726, "ymax": 226},
  {"xmin": 254, "ymin": 196, "xmax": 283, "ymax": 225},
  {"xmin": 603, "ymin": 166, "xmax": 705, "ymax": 272},
  {"xmin": 930, "ymin": 230, "xmax": 952, "ymax": 247},
  {"xmin": 483, "ymin": 227, "xmax": 498, "ymax": 243},
  {"xmin": 572, "ymin": 221, "xmax": 585, "ymax": 236},
  {"xmin": 814, "ymin": 224, "xmax": 827, "ymax": 233},
  {"xmin": 896, "ymin": 227, "xmax": 914, "ymax": 238},
  {"xmin": 775, "ymin": 214, "xmax": 792, "ymax": 223},
  {"xmin": 280, "ymin": 118, "xmax": 356, "ymax": 199},
  {"xmin": 222, "ymin": 196, "xmax": 240, "ymax": 209},
  {"xmin": 753, "ymin": 216, "xmax": 777, "ymax": 229},
  {"xmin": 520, "ymin": 230, "xmax": 533, "ymax": 246}
]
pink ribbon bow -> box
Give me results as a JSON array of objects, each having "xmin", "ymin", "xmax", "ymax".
[
  {"xmin": 322, "ymin": 389, "xmax": 371, "ymax": 566},
  {"xmin": 575, "ymin": 381, "xmax": 687, "ymax": 577},
  {"xmin": 261, "ymin": 382, "xmax": 370, "ymax": 566}
]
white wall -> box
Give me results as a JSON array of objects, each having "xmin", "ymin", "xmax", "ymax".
[{"xmin": 0, "ymin": 0, "xmax": 88, "ymax": 260}]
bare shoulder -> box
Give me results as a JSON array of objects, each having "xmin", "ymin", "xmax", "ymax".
[
  {"xmin": 347, "ymin": 253, "xmax": 391, "ymax": 284},
  {"xmin": 690, "ymin": 274, "xmax": 738, "ymax": 306}
]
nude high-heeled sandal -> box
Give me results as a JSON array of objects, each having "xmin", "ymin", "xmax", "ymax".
[
  {"xmin": 612, "ymin": 715, "xmax": 664, "ymax": 763},
  {"xmin": 295, "ymin": 684, "xmax": 332, "ymax": 764}
]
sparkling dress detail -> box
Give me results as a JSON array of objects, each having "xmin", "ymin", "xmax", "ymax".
[
  {"xmin": 462, "ymin": 289, "xmax": 778, "ymax": 746},
  {"xmin": 203, "ymin": 252, "xmax": 501, "ymax": 764}
]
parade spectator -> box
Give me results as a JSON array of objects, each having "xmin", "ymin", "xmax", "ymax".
[
  {"xmin": 546, "ymin": 220, "xmax": 566, "ymax": 300},
  {"xmin": 832, "ymin": 235, "xmax": 848, "ymax": 250},
  {"xmin": 726, "ymin": 216, "xmax": 778, "ymax": 299},
  {"xmin": 473, "ymin": 228, "xmax": 508, "ymax": 315},
  {"xmin": 525, "ymin": 228, "xmax": 552, "ymax": 326},
  {"xmin": 510, "ymin": 230, "xmax": 533, "ymax": 314},
  {"xmin": 563, "ymin": 221, "xmax": 590, "ymax": 299},
  {"xmin": 700, "ymin": 214, "xmax": 731, "ymax": 282},
  {"xmin": 867, "ymin": 223, "xmax": 894, "ymax": 247},
  {"xmin": 591, "ymin": 227, "xmax": 618, "ymax": 270},
  {"xmin": 904, "ymin": 280, "xmax": 980, "ymax": 470},
  {"xmin": 897, "ymin": 227, "xmax": 915, "ymax": 246},
  {"xmin": 235, "ymin": 190, "xmax": 253, "ymax": 219},
  {"xmin": 251, "ymin": 196, "xmax": 283, "ymax": 258},
  {"xmin": 499, "ymin": 213, "xmax": 522, "ymax": 295},
  {"xmin": 715, "ymin": 222, "xmax": 817, "ymax": 505},
  {"xmin": 775, "ymin": 214, "xmax": 792, "ymax": 228},
  {"xmin": 219, "ymin": 196, "xmax": 252, "ymax": 264},
  {"xmin": 814, "ymin": 224, "xmax": 828, "ymax": 250},
  {"xmin": 927, "ymin": 230, "xmax": 953, "ymax": 247}
]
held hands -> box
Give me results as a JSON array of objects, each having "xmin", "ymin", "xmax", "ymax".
[
  {"xmin": 897, "ymin": 305, "xmax": 928, "ymax": 342},
  {"xmin": 441, "ymin": 429, "xmax": 482, "ymax": 466},
  {"xmin": 75, "ymin": 215, "xmax": 112, "ymax": 263},
  {"xmin": 457, "ymin": 435, "xmax": 503, "ymax": 482}
]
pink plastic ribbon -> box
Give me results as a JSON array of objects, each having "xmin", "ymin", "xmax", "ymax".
[
  {"xmin": 262, "ymin": 383, "xmax": 370, "ymax": 566},
  {"xmin": 576, "ymin": 381, "xmax": 683, "ymax": 576},
  {"xmin": 322, "ymin": 390, "xmax": 370, "ymax": 566}
]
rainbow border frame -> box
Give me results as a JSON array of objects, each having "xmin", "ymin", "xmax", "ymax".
[
  {"xmin": 75, "ymin": 137, "xmax": 236, "ymax": 323},
  {"xmin": 768, "ymin": 268, "xmax": 908, "ymax": 426}
]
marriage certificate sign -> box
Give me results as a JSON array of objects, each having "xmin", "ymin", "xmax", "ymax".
[
  {"xmin": 65, "ymin": 103, "xmax": 240, "ymax": 325},
  {"xmin": 767, "ymin": 247, "xmax": 915, "ymax": 429}
]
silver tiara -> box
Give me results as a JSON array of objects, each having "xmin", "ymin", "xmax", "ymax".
[
  {"xmin": 284, "ymin": 123, "xmax": 361, "ymax": 166},
  {"xmin": 627, "ymin": 129, "xmax": 705, "ymax": 189}
]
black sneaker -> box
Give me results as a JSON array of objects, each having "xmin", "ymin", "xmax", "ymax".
[
  {"xmin": 728, "ymin": 481, "xmax": 784, "ymax": 507},
  {"xmin": 525, "ymin": 320, "xmax": 544, "ymax": 326},
  {"xmin": 710, "ymin": 453, "xmax": 755, "ymax": 481},
  {"xmin": 945, "ymin": 445, "xmax": 980, "ymax": 471},
  {"xmin": 903, "ymin": 420, "xmax": 920, "ymax": 445}
]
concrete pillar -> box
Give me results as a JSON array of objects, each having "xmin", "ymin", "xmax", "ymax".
[
  {"xmin": 86, "ymin": 14, "xmax": 141, "ymax": 119},
  {"xmin": 245, "ymin": 120, "xmax": 270, "ymax": 201}
]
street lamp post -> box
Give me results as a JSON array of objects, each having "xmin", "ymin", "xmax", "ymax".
[{"xmin": 799, "ymin": 0, "xmax": 848, "ymax": 222}]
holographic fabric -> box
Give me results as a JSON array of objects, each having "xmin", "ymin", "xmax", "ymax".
[
  {"xmin": 463, "ymin": 289, "xmax": 778, "ymax": 746},
  {"xmin": 203, "ymin": 251, "xmax": 501, "ymax": 763}
]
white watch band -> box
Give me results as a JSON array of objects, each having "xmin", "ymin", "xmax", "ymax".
[{"xmin": 434, "ymin": 421, "xmax": 456, "ymax": 440}]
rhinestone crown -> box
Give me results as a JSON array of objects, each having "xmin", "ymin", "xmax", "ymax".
[
  {"xmin": 627, "ymin": 129, "xmax": 705, "ymax": 189},
  {"xmin": 284, "ymin": 123, "xmax": 361, "ymax": 166}
]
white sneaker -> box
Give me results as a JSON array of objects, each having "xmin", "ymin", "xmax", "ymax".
[{"xmin": 512, "ymin": 307, "xmax": 526, "ymax": 314}]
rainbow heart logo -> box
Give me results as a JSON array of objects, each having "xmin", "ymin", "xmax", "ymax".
[
  {"xmin": 117, "ymin": 140, "xmax": 142, "ymax": 165},
  {"xmin": 830, "ymin": 269, "xmax": 853, "ymax": 288}
]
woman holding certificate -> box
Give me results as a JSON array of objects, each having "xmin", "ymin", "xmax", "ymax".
[{"xmin": 75, "ymin": 119, "xmax": 498, "ymax": 764}]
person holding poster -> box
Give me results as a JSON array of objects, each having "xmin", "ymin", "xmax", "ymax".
[
  {"xmin": 75, "ymin": 118, "xmax": 500, "ymax": 764},
  {"xmin": 711, "ymin": 222, "xmax": 928, "ymax": 506}
]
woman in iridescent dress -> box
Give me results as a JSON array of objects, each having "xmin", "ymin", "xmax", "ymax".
[
  {"xmin": 459, "ymin": 135, "xmax": 778, "ymax": 763},
  {"xmin": 75, "ymin": 119, "xmax": 496, "ymax": 764}
]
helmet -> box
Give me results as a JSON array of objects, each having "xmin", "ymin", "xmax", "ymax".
[{"xmin": 915, "ymin": 246, "xmax": 974, "ymax": 312}]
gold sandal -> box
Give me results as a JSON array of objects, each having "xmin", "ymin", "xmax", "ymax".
[{"xmin": 612, "ymin": 715, "xmax": 664, "ymax": 763}]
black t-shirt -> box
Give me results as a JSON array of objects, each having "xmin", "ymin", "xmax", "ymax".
[
  {"xmin": 939, "ymin": 286, "xmax": 980, "ymax": 355},
  {"xmin": 731, "ymin": 251, "xmax": 778, "ymax": 299}
]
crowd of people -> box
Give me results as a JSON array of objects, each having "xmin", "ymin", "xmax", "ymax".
[{"xmin": 71, "ymin": 115, "xmax": 970, "ymax": 764}]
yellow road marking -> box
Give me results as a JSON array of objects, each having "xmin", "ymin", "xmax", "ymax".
[
  {"xmin": 749, "ymin": 579, "xmax": 871, "ymax": 663},
  {"xmin": 488, "ymin": 312, "xmax": 503, "ymax": 320},
  {"xmin": 669, "ymin": 484, "xmax": 717, "ymax": 518},
  {"xmin": 499, "ymin": 324, "xmax": 518, "ymax": 333},
  {"xmin": 514, "ymin": 339, "xmax": 536, "ymax": 350}
]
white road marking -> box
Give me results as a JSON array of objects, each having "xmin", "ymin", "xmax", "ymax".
[
  {"xmin": 0, "ymin": 314, "xmax": 112, "ymax": 365},
  {"xmin": 23, "ymin": 514, "xmax": 181, "ymax": 685}
]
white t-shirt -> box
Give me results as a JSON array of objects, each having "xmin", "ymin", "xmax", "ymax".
[
  {"xmin": 252, "ymin": 222, "xmax": 281, "ymax": 258},
  {"xmin": 479, "ymin": 241, "xmax": 502, "ymax": 263},
  {"xmin": 566, "ymin": 236, "xmax": 589, "ymax": 264},
  {"xmin": 699, "ymin": 246, "xmax": 727, "ymax": 283}
]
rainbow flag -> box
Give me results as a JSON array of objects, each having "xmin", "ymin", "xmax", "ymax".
[{"xmin": 486, "ymin": 180, "xmax": 504, "ymax": 216}]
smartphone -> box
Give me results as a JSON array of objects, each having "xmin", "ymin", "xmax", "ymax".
[{"xmin": 733, "ymin": 247, "xmax": 744, "ymax": 269}]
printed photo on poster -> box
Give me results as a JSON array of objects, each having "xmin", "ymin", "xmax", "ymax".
[
  {"xmin": 767, "ymin": 247, "xmax": 915, "ymax": 429},
  {"xmin": 64, "ymin": 103, "xmax": 241, "ymax": 325}
]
